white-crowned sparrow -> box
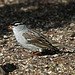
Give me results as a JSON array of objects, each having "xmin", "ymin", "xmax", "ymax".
[
  {"xmin": 8, "ymin": 22, "xmax": 59, "ymax": 56},
  {"xmin": 8, "ymin": 22, "xmax": 75, "ymax": 56}
]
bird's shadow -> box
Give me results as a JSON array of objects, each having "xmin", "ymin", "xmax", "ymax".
[{"xmin": 36, "ymin": 49, "xmax": 75, "ymax": 56}]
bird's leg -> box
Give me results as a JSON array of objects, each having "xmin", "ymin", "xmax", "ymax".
[{"xmin": 31, "ymin": 51, "xmax": 41, "ymax": 57}]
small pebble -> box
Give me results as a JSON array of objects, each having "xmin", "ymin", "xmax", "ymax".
[
  {"xmin": 3, "ymin": 35, "xmax": 8, "ymax": 39},
  {"xmin": 70, "ymin": 23, "xmax": 75, "ymax": 26}
]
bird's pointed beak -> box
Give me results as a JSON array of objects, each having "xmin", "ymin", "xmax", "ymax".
[{"xmin": 8, "ymin": 25, "xmax": 13, "ymax": 30}]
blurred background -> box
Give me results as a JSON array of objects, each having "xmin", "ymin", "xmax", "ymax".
[
  {"xmin": 0, "ymin": 0, "xmax": 75, "ymax": 6},
  {"xmin": 0, "ymin": 0, "xmax": 75, "ymax": 33}
]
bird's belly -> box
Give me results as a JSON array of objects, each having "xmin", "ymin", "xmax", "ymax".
[
  {"xmin": 23, "ymin": 44, "xmax": 42, "ymax": 51},
  {"xmin": 14, "ymin": 32, "xmax": 42, "ymax": 51},
  {"xmin": 14, "ymin": 32, "xmax": 27, "ymax": 45}
]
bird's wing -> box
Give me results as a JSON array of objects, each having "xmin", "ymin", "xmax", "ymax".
[{"xmin": 22, "ymin": 29, "xmax": 57, "ymax": 50}]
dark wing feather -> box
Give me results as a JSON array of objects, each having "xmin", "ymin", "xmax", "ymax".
[{"xmin": 22, "ymin": 29, "xmax": 57, "ymax": 50}]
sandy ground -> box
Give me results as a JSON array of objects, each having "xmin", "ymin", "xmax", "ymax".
[{"xmin": 0, "ymin": 1, "xmax": 75, "ymax": 75}]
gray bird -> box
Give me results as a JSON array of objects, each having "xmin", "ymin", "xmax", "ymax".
[
  {"xmin": 8, "ymin": 22, "xmax": 58, "ymax": 56},
  {"xmin": 8, "ymin": 22, "xmax": 75, "ymax": 56}
]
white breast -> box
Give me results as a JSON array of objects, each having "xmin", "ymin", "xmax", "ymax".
[{"xmin": 13, "ymin": 28, "xmax": 27, "ymax": 46}]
